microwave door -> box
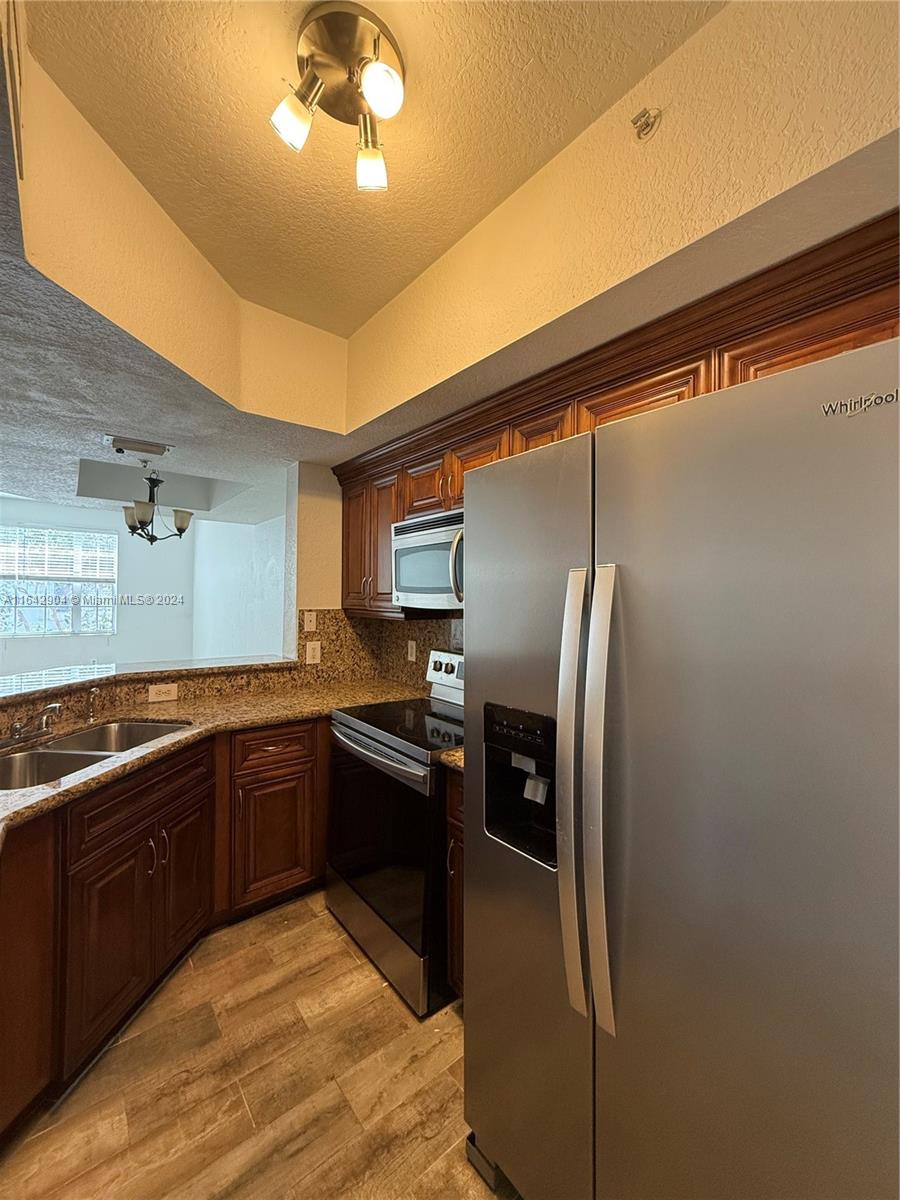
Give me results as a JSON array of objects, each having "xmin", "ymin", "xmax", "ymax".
[{"xmin": 393, "ymin": 527, "xmax": 460, "ymax": 609}]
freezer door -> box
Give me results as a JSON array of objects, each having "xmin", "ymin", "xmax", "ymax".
[
  {"xmin": 464, "ymin": 433, "xmax": 594, "ymax": 1200},
  {"xmin": 591, "ymin": 339, "xmax": 899, "ymax": 1200}
]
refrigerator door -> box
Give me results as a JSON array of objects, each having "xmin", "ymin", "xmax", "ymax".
[
  {"xmin": 465, "ymin": 433, "xmax": 594, "ymax": 1200},
  {"xmin": 591, "ymin": 340, "xmax": 899, "ymax": 1200}
]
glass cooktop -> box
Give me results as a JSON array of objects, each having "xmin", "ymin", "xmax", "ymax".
[{"xmin": 332, "ymin": 697, "xmax": 464, "ymax": 764}]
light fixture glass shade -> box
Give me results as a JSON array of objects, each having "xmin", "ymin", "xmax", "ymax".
[
  {"xmin": 173, "ymin": 509, "xmax": 193, "ymax": 534},
  {"xmin": 270, "ymin": 93, "xmax": 314, "ymax": 152},
  {"xmin": 360, "ymin": 60, "xmax": 404, "ymax": 119},
  {"xmin": 133, "ymin": 500, "xmax": 155, "ymax": 529},
  {"xmin": 122, "ymin": 505, "xmax": 139, "ymax": 532},
  {"xmin": 356, "ymin": 147, "xmax": 387, "ymax": 191}
]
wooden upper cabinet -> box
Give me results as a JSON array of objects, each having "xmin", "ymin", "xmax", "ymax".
[
  {"xmin": 577, "ymin": 355, "xmax": 715, "ymax": 431},
  {"xmin": 342, "ymin": 474, "xmax": 401, "ymax": 616},
  {"xmin": 446, "ymin": 427, "xmax": 510, "ymax": 507},
  {"xmin": 510, "ymin": 403, "xmax": 575, "ymax": 455},
  {"xmin": 342, "ymin": 481, "xmax": 369, "ymax": 611},
  {"xmin": 718, "ymin": 286, "xmax": 900, "ymax": 386},
  {"xmin": 402, "ymin": 454, "xmax": 447, "ymax": 518},
  {"xmin": 369, "ymin": 472, "xmax": 400, "ymax": 613}
]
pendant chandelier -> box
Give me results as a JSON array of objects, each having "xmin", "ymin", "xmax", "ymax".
[
  {"xmin": 122, "ymin": 470, "xmax": 193, "ymax": 546},
  {"xmin": 270, "ymin": 2, "xmax": 405, "ymax": 193}
]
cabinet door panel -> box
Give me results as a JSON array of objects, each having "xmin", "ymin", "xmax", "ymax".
[
  {"xmin": 157, "ymin": 787, "xmax": 213, "ymax": 974},
  {"xmin": 718, "ymin": 287, "xmax": 899, "ymax": 386},
  {"xmin": 402, "ymin": 455, "xmax": 447, "ymax": 518},
  {"xmin": 576, "ymin": 355, "xmax": 714, "ymax": 430},
  {"xmin": 342, "ymin": 481, "xmax": 369, "ymax": 610},
  {"xmin": 233, "ymin": 763, "xmax": 316, "ymax": 909},
  {"xmin": 510, "ymin": 403, "xmax": 575, "ymax": 455},
  {"xmin": 369, "ymin": 472, "xmax": 401, "ymax": 613},
  {"xmin": 447, "ymin": 428, "xmax": 509, "ymax": 507},
  {"xmin": 447, "ymin": 821, "xmax": 464, "ymax": 997},
  {"xmin": 64, "ymin": 827, "xmax": 156, "ymax": 1075}
]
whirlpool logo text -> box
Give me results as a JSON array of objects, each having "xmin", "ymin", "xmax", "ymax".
[{"xmin": 822, "ymin": 388, "xmax": 898, "ymax": 417}]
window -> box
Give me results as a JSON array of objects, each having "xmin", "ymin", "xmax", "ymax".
[{"xmin": 0, "ymin": 526, "xmax": 118, "ymax": 638}]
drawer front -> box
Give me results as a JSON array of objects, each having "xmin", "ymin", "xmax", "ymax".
[
  {"xmin": 232, "ymin": 723, "xmax": 316, "ymax": 775},
  {"xmin": 446, "ymin": 769, "xmax": 464, "ymax": 824},
  {"xmin": 67, "ymin": 741, "xmax": 213, "ymax": 869}
]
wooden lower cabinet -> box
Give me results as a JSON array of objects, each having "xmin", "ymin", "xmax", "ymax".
[
  {"xmin": 0, "ymin": 814, "xmax": 56, "ymax": 1136},
  {"xmin": 232, "ymin": 762, "xmax": 316, "ymax": 909},
  {"xmin": 156, "ymin": 786, "xmax": 214, "ymax": 975},
  {"xmin": 63, "ymin": 823, "xmax": 157, "ymax": 1076},
  {"xmin": 447, "ymin": 820, "xmax": 464, "ymax": 998},
  {"xmin": 446, "ymin": 770, "xmax": 465, "ymax": 997}
]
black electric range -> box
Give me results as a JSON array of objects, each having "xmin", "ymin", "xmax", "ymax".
[
  {"xmin": 327, "ymin": 652, "xmax": 464, "ymax": 1016},
  {"xmin": 330, "ymin": 696, "xmax": 463, "ymax": 765}
]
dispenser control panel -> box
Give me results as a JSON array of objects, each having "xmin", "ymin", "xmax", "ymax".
[{"xmin": 484, "ymin": 703, "xmax": 556, "ymax": 760}]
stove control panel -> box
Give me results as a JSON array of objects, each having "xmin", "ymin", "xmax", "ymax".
[{"xmin": 426, "ymin": 650, "xmax": 464, "ymax": 702}]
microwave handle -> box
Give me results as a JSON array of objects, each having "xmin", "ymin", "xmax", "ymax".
[{"xmin": 449, "ymin": 529, "xmax": 464, "ymax": 603}]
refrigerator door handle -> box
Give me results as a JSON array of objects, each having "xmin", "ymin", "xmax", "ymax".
[
  {"xmin": 556, "ymin": 567, "xmax": 590, "ymax": 1018},
  {"xmin": 583, "ymin": 563, "xmax": 617, "ymax": 1037}
]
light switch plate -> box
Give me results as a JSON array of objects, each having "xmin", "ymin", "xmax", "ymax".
[
  {"xmin": 303, "ymin": 611, "xmax": 317, "ymax": 632},
  {"xmin": 148, "ymin": 682, "xmax": 178, "ymax": 703},
  {"xmin": 305, "ymin": 640, "xmax": 321, "ymax": 665},
  {"xmin": 407, "ymin": 641, "xmax": 416, "ymax": 662}
]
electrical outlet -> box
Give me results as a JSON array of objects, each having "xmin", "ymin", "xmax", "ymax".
[
  {"xmin": 305, "ymin": 640, "xmax": 321, "ymax": 665},
  {"xmin": 148, "ymin": 682, "xmax": 178, "ymax": 703},
  {"xmin": 407, "ymin": 640, "xmax": 416, "ymax": 662},
  {"xmin": 303, "ymin": 611, "xmax": 317, "ymax": 632}
]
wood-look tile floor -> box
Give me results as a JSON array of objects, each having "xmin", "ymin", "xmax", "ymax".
[{"xmin": 0, "ymin": 891, "xmax": 519, "ymax": 1200}]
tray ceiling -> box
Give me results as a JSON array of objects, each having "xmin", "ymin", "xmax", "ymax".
[{"xmin": 25, "ymin": 1, "xmax": 722, "ymax": 336}]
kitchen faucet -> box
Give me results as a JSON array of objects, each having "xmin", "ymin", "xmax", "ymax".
[{"xmin": 0, "ymin": 703, "xmax": 63, "ymax": 751}]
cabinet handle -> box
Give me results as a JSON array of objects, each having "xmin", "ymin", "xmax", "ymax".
[
  {"xmin": 446, "ymin": 474, "xmax": 455, "ymax": 504},
  {"xmin": 160, "ymin": 828, "xmax": 170, "ymax": 866},
  {"xmin": 147, "ymin": 836, "xmax": 157, "ymax": 877},
  {"xmin": 447, "ymin": 837, "xmax": 456, "ymax": 878},
  {"xmin": 258, "ymin": 744, "xmax": 283, "ymax": 753},
  {"xmin": 438, "ymin": 475, "xmax": 445, "ymax": 504}
]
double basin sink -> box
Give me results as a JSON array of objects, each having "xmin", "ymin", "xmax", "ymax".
[{"xmin": 0, "ymin": 722, "xmax": 191, "ymax": 790}]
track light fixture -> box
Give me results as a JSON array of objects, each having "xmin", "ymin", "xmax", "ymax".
[
  {"xmin": 270, "ymin": 67, "xmax": 325, "ymax": 152},
  {"xmin": 270, "ymin": 2, "xmax": 405, "ymax": 191},
  {"xmin": 356, "ymin": 113, "xmax": 387, "ymax": 191}
]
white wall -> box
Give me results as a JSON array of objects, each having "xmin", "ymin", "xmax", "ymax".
[
  {"xmin": 296, "ymin": 463, "xmax": 342, "ymax": 611},
  {"xmin": 191, "ymin": 515, "xmax": 286, "ymax": 660},
  {"xmin": 0, "ymin": 497, "xmax": 195, "ymax": 673}
]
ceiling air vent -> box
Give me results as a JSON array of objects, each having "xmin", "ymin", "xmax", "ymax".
[{"xmin": 102, "ymin": 434, "xmax": 172, "ymax": 458}]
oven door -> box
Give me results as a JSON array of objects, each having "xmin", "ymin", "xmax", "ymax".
[
  {"xmin": 392, "ymin": 524, "xmax": 464, "ymax": 609},
  {"xmin": 329, "ymin": 726, "xmax": 438, "ymax": 956}
]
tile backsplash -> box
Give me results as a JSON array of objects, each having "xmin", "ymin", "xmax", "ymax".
[{"xmin": 297, "ymin": 609, "xmax": 463, "ymax": 691}]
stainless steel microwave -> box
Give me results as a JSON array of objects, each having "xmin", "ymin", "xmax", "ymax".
[{"xmin": 391, "ymin": 510, "xmax": 464, "ymax": 610}]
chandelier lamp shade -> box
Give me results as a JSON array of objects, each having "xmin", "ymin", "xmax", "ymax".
[
  {"xmin": 270, "ymin": 2, "xmax": 405, "ymax": 191},
  {"xmin": 123, "ymin": 471, "xmax": 193, "ymax": 546}
]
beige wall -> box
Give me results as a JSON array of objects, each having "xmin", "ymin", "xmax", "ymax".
[
  {"xmin": 5, "ymin": 1, "xmax": 898, "ymax": 438},
  {"xmin": 346, "ymin": 0, "xmax": 900, "ymax": 428},
  {"xmin": 296, "ymin": 463, "xmax": 343, "ymax": 611}
]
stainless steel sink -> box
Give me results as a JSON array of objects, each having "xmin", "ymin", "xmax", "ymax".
[
  {"xmin": 47, "ymin": 721, "xmax": 190, "ymax": 754},
  {"xmin": 0, "ymin": 750, "xmax": 109, "ymax": 789}
]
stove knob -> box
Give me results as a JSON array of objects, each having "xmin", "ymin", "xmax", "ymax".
[
  {"xmin": 444, "ymin": 663, "xmax": 455, "ymax": 674},
  {"xmin": 433, "ymin": 660, "xmax": 443, "ymax": 671},
  {"xmin": 442, "ymin": 731, "xmax": 451, "ymax": 742}
]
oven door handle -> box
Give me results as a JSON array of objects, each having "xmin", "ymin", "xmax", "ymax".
[{"xmin": 331, "ymin": 726, "xmax": 433, "ymax": 795}]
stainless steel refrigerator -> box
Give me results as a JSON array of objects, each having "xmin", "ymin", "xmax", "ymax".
[{"xmin": 463, "ymin": 338, "xmax": 899, "ymax": 1200}]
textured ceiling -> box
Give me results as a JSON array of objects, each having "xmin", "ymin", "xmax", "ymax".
[{"xmin": 25, "ymin": 0, "xmax": 722, "ymax": 335}]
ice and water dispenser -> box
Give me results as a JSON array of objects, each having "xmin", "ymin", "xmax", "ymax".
[{"xmin": 483, "ymin": 702, "xmax": 557, "ymax": 868}]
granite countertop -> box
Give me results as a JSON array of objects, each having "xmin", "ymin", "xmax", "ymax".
[
  {"xmin": 0, "ymin": 678, "xmax": 418, "ymax": 850},
  {"xmin": 439, "ymin": 747, "xmax": 464, "ymax": 772}
]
